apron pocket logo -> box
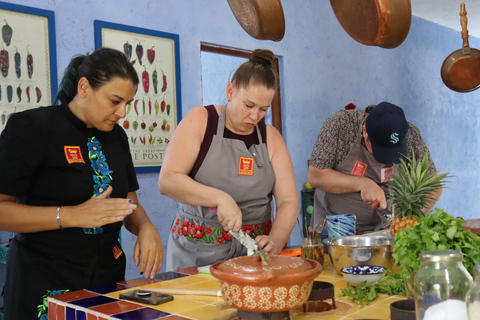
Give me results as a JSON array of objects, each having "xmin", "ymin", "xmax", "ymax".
[
  {"xmin": 351, "ymin": 161, "xmax": 367, "ymax": 176},
  {"xmin": 238, "ymin": 157, "xmax": 254, "ymax": 176}
]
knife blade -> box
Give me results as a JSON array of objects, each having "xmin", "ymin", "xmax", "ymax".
[
  {"xmin": 210, "ymin": 207, "xmax": 267, "ymax": 260},
  {"xmin": 229, "ymin": 229, "xmax": 265, "ymax": 256}
]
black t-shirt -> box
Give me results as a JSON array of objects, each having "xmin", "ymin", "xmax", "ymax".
[{"xmin": 0, "ymin": 104, "xmax": 139, "ymax": 233}]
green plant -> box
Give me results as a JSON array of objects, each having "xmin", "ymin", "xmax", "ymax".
[
  {"xmin": 392, "ymin": 208, "xmax": 480, "ymax": 282},
  {"xmin": 340, "ymin": 270, "xmax": 405, "ymax": 306},
  {"xmin": 388, "ymin": 150, "xmax": 449, "ymax": 235}
]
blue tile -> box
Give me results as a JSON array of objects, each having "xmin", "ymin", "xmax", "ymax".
[
  {"xmin": 88, "ymin": 283, "xmax": 129, "ymax": 294},
  {"xmin": 154, "ymin": 271, "xmax": 188, "ymax": 281},
  {"xmin": 112, "ymin": 307, "xmax": 170, "ymax": 319},
  {"xmin": 66, "ymin": 306, "xmax": 76, "ymax": 320},
  {"xmin": 76, "ymin": 309, "xmax": 87, "ymax": 320},
  {"xmin": 70, "ymin": 295, "xmax": 118, "ymax": 308}
]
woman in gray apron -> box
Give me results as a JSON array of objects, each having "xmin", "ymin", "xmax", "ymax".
[{"xmin": 159, "ymin": 49, "xmax": 299, "ymax": 271}]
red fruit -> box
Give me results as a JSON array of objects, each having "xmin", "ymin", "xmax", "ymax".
[
  {"xmin": 123, "ymin": 120, "xmax": 130, "ymax": 129},
  {"xmin": 161, "ymin": 124, "xmax": 166, "ymax": 131},
  {"xmin": 147, "ymin": 46, "xmax": 155, "ymax": 64},
  {"xmin": 161, "ymin": 94, "xmax": 166, "ymax": 112},
  {"xmin": 141, "ymin": 121, "xmax": 146, "ymax": 129},
  {"xmin": 153, "ymin": 122, "xmax": 158, "ymax": 127}
]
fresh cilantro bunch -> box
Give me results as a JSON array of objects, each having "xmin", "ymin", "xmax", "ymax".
[
  {"xmin": 392, "ymin": 208, "xmax": 480, "ymax": 282},
  {"xmin": 340, "ymin": 270, "xmax": 406, "ymax": 306}
]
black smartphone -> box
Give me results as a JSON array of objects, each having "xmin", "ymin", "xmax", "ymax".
[{"xmin": 119, "ymin": 290, "xmax": 174, "ymax": 305}]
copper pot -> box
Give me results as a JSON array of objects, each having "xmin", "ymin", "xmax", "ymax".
[
  {"xmin": 227, "ymin": 0, "xmax": 285, "ymax": 41},
  {"xmin": 329, "ymin": 0, "xmax": 412, "ymax": 49},
  {"xmin": 210, "ymin": 254, "xmax": 322, "ymax": 312},
  {"xmin": 441, "ymin": 2, "xmax": 480, "ymax": 93}
]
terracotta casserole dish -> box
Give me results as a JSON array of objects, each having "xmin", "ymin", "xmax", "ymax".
[{"xmin": 210, "ymin": 254, "xmax": 322, "ymax": 312}]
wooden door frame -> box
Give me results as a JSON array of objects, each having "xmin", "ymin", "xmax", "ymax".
[{"xmin": 200, "ymin": 44, "xmax": 283, "ymax": 134}]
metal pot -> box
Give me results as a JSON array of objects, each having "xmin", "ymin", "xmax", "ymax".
[
  {"xmin": 329, "ymin": 0, "xmax": 412, "ymax": 49},
  {"xmin": 323, "ymin": 235, "xmax": 394, "ymax": 275},
  {"xmin": 210, "ymin": 253, "xmax": 322, "ymax": 312},
  {"xmin": 227, "ymin": 0, "xmax": 285, "ymax": 41},
  {"xmin": 441, "ymin": 2, "xmax": 480, "ymax": 93}
]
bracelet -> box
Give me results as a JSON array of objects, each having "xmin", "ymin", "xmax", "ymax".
[{"xmin": 56, "ymin": 206, "xmax": 64, "ymax": 229}]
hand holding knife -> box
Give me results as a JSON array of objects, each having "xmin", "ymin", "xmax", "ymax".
[{"xmin": 211, "ymin": 207, "xmax": 268, "ymax": 261}]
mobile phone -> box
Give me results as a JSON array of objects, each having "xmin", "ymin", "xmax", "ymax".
[{"xmin": 119, "ymin": 290, "xmax": 174, "ymax": 305}]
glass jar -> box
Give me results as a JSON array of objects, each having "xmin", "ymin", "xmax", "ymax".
[
  {"xmin": 301, "ymin": 238, "xmax": 324, "ymax": 267},
  {"xmin": 414, "ymin": 250, "xmax": 473, "ymax": 320},
  {"xmin": 466, "ymin": 263, "xmax": 480, "ymax": 320}
]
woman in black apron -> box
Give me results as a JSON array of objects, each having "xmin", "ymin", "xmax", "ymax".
[
  {"xmin": 0, "ymin": 48, "xmax": 163, "ymax": 319},
  {"xmin": 159, "ymin": 49, "xmax": 299, "ymax": 271}
]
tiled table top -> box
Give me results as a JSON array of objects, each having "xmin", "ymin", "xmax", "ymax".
[{"xmin": 48, "ymin": 256, "xmax": 406, "ymax": 320}]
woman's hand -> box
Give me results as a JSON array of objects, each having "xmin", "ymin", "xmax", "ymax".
[
  {"xmin": 255, "ymin": 235, "xmax": 280, "ymax": 255},
  {"xmin": 65, "ymin": 186, "xmax": 135, "ymax": 228},
  {"xmin": 133, "ymin": 224, "xmax": 163, "ymax": 279},
  {"xmin": 214, "ymin": 198, "xmax": 243, "ymax": 232}
]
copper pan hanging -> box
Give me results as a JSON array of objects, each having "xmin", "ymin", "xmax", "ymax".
[
  {"xmin": 441, "ymin": 2, "xmax": 480, "ymax": 93},
  {"xmin": 227, "ymin": 0, "xmax": 285, "ymax": 41},
  {"xmin": 329, "ymin": 0, "xmax": 412, "ymax": 49}
]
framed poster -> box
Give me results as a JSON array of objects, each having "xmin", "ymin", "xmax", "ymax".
[
  {"xmin": 0, "ymin": 1, "xmax": 57, "ymax": 135},
  {"xmin": 94, "ymin": 20, "xmax": 182, "ymax": 173}
]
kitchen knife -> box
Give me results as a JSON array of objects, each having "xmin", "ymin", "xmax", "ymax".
[
  {"xmin": 229, "ymin": 229, "xmax": 266, "ymax": 258},
  {"xmin": 210, "ymin": 207, "xmax": 267, "ymax": 260}
]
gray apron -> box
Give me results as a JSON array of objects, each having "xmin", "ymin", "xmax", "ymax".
[
  {"xmin": 166, "ymin": 105, "xmax": 276, "ymax": 271},
  {"xmin": 313, "ymin": 121, "xmax": 393, "ymax": 233}
]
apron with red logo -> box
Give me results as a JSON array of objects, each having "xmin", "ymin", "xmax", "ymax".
[
  {"xmin": 313, "ymin": 121, "xmax": 394, "ymax": 233},
  {"xmin": 166, "ymin": 105, "xmax": 276, "ymax": 271}
]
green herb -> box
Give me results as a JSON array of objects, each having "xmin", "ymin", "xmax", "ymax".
[
  {"xmin": 392, "ymin": 208, "xmax": 480, "ymax": 282},
  {"xmin": 340, "ymin": 270, "xmax": 406, "ymax": 306}
]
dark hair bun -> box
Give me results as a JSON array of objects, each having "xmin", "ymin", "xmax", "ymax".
[{"xmin": 251, "ymin": 49, "xmax": 274, "ymax": 66}]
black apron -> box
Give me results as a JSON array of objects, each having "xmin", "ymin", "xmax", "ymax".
[{"xmin": 3, "ymin": 224, "xmax": 125, "ymax": 320}]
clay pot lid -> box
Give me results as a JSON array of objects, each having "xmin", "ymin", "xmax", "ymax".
[{"xmin": 210, "ymin": 254, "xmax": 322, "ymax": 284}]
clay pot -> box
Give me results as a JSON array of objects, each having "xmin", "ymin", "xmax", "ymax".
[
  {"xmin": 210, "ymin": 254, "xmax": 322, "ymax": 312},
  {"xmin": 462, "ymin": 219, "xmax": 480, "ymax": 236},
  {"xmin": 390, "ymin": 299, "xmax": 416, "ymax": 320}
]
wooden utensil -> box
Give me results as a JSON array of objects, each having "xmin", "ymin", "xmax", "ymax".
[
  {"xmin": 227, "ymin": 0, "xmax": 285, "ymax": 41},
  {"xmin": 441, "ymin": 2, "xmax": 480, "ymax": 92},
  {"xmin": 329, "ymin": 0, "xmax": 411, "ymax": 49},
  {"xmin": 147, "ymin": 288, "xmax": 222, "ymax": 296}
]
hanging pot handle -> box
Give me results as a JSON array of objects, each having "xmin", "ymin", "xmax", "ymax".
[{"xmin": 460, "ymin": 2, "xmax": 472, "ymax": 53}]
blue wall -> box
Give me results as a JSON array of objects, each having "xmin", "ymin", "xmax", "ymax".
[{"xmin": 1, "ymin": 0, "xmax": 480, "ymax": 280}]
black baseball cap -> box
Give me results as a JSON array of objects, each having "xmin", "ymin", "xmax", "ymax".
[{"xmin": 365, "ymin": 102, "xmax": 408, "ymax": 164}]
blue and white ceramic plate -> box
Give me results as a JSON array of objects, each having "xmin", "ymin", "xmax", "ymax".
[
  {"xmin": 341, "ymin": 265, "xmax": 385, "ymax": 286},
  {"xmin": 341, "ymin": 265, "xmax": 385, "ymax": 275}
]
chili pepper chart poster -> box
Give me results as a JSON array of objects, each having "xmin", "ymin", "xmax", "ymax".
[
  {"xmin": 0, "ymin": 2, "xmax": 57, "ymax": 135},
  {"xmin": 94, "ymin": 20, "xmax": 182, "ymax": 173}
]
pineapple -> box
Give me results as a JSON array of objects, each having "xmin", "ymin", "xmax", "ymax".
[{"xmin": 388, "ymin": 151, "xmax": 449, "ymax": 236}]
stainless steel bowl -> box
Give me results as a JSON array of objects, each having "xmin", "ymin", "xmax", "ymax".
[{"xmin": 323, "ymin": 235, "xmax": 394, "ymax": 275}]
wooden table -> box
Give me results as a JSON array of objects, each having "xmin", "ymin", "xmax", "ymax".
[{"xmin": 47, "ymin": 256, "xmax": 406, "ymax": 320}]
